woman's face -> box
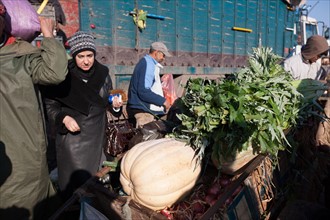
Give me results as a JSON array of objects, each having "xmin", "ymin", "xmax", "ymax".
[{"xmin": 75, "ymin": 50, "xmax": 95, "ymax": 71}]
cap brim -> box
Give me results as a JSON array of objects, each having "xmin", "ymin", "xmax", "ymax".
[{"xmin": 163, "ymin": 51, "xmax": 172, "ymax": 57}]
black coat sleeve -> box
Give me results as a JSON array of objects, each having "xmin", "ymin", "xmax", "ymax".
[{"xmin": 44, "ymin": 97, "xmax": 69, "ymax": 134}]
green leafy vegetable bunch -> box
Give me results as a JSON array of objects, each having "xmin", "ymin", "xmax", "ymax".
[{"xmin": 172, "ymin": 47, "xmax": 328, "ymax": 168}]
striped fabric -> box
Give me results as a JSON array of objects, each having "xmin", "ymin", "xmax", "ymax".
[{"xmin": 68, "ymin": 31, "xmax": 96, "ymax": 57}]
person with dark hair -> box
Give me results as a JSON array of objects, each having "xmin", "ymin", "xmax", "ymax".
[
  {"xmin": 0, "ymin": 0, "xmax": 68, "ymax": 219},
  {"xmin": 284, "ymin": 35, "xmax": 329, "ymax": 80},
  {"xmin": 42, "ymin": 31, "xmax": 123, "ymax": 200},
  {"xmin": 126, "ymin": 41, "xmax": 172, "ymax": 127}
]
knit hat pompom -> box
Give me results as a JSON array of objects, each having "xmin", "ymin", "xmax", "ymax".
[{"xmin": 68, "ymin": 31, "xmax": 96, "ymax": 57}]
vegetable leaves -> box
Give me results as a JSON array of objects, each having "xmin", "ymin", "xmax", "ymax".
[{"xmin": 170, "ymin": 47, "xmax": 328, "ymax": 168}]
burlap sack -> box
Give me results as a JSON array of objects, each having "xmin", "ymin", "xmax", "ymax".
[{"xmin": 315, "ymin": 99, "xmax": 330, "ymax": 149}]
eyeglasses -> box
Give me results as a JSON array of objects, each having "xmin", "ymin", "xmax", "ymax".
[{"xmin": 157, "ymin": 51, "xmax": 165, "ymax": 58}]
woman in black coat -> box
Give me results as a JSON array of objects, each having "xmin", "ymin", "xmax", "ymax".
[{"xmin": 43, "ymin": 31, "xmax": 122, "ymax": 199}]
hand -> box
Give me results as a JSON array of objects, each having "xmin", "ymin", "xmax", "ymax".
[
  {"xmin": 163, "ymin": 100, "xmax": 171, "ymax": 111},
  {"xmin": 112, "ymin": 96, "xmax": 123, "ymax": 108},
  {"xmin": 63, "ymin": 116, "xmax": 80, "ymax": 132},
  {"xmin": 39, "ymin": 17, "xmax": 55, "ymax": 38}
]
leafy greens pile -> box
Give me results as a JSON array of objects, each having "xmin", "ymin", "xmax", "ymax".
[{"xmin": 171, "ymin": 47, "xmax": 328, "ymax": 168}]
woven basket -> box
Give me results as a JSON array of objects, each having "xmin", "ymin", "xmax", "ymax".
[{"xmin": 220, "ymin": 147, "xmax": 258, "ymax": 175}]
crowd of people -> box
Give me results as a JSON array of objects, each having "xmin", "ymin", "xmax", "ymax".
[
  {"xmin": 0, "ymin": 0, "xmax": 329, "ymax": 219},
  {"xmin": 0, "ymin": 0, "xmax": 174, "ymax": 218}
]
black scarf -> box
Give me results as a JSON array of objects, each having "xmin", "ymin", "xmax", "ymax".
[{"xmin": 45, "ymin": 59, "xmax": 109, "ymax": 115}]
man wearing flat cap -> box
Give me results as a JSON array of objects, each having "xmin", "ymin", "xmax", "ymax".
[
  {"xmin": 127, "ymin": 41, "xmax": 172, "ymax": 127},
  {"xmin": 284, "ymin": 35, "xmax": 329, "ymax": 80}
]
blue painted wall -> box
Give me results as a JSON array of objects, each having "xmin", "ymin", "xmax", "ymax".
[
  {"xmin": 80, "ymin": 0, "xmax": 294, "ymax": 53},
  {"xmin": 78, "ymin": 0, "xmax": 295, "ymax": 90}
]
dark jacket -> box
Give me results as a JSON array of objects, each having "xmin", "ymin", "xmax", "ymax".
[
  {"xmin": 43, "ymin": 59, "xmax": 119, "ymax": 195},
  {"xmin": 0, "ymin": 37, "xmax": 68, "ymax": 220},
  {"xmin": 127, "ymin": 55, "xmax": 166, "ymax": 116}
]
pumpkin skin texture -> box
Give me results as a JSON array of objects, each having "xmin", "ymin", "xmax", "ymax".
[{"xmin": 120, "ymin": 138, "xmax": 201, "ymax": 211}]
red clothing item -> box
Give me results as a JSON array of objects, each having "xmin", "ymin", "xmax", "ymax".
[{"xmin": 5, "ymin": 35, "xmax": 16, "ymax": 45}]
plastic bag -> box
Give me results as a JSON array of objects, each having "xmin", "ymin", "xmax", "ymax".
[
  {"xmin": 161, "ymin": 74, "xmax": 178, "ymax": 105},
  {"xmin": 79, "ymin": 200, "xmax": 108, "ymax": 220},
  {"xmin": 128, "ymin": 120, "xmax": 173, "ymax": 148},
  {"xmin": 3, "ymin": 0, "xmax": 40, "ymax": 42}
]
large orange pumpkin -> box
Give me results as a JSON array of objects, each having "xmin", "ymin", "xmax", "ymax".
[{"xmin": 120, "ymin": 138, "xmax": 201, "ymax": 210}]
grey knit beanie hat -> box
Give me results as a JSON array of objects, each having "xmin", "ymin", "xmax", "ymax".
[{"xmin": 68, "ymin": 31, "xmax": 96, "ymax": 57}]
